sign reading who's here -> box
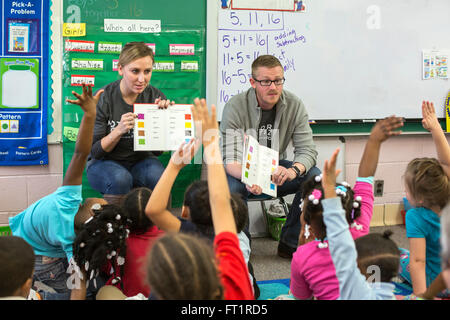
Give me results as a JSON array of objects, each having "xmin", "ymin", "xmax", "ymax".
[{"xmin": 104, "ymin": 19, "xmax": 161, "ymax": 33}]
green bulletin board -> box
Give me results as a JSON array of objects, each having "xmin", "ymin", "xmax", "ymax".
[{"xmin": 62, "ymin": 0, "xmax": 206, "ymax": 206}]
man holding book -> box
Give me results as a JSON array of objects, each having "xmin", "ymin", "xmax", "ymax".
[{"xmin": 219, "ymin": 55, "xmax": 320, "ymax": 259}]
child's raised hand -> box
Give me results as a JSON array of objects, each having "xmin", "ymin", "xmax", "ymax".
[
  {"xmin": 66, "ymin": 84, "xmax": 104, "ymax": 116},
  {"xmin": 191, "ymin": 98, "xmax": 223, "ymax": 165},
  {"xmin": 170, "ymin": 138, "xmax": 200, "ymax": 171},
  {"xmin": 322, "ymin": 148, "xmax": 341, "ymax": 198},
  {"xmin": 370, "ymin": 115, "xmax": 404, "ymax": 143},
  {"xmin": 421, "ymin": 101, "xmax": 441, "ymax": 133},
  {"xmin": 191, "ymin": 98, "xmax": 219, "ymax": 144}
]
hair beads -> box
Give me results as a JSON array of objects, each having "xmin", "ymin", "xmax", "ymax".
[{"xmin": 73, "ymin": 204, "xmax": 129, "ymax": 289}]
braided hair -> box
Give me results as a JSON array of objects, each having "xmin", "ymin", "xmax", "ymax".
[
  {"xmin": 302, "ymin": 174, "xmax": 362, "ymax": 241},
  {"xmin": 121, "ymin": 187, "xmax": 154, "ymax": 234},
  {"xmin": 72, "ymin": 204, "xmax": 130, "ymax": 289},
  {"xmin": 146, "ymin": 233, "xmax": 223, "ymax": 300}
]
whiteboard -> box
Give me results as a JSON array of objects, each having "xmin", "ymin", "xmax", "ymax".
[{"xmin": 211, "ymin": 0, "xmax": 450, "ymax": 121}]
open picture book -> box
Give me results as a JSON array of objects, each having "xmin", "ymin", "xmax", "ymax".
[{"xmin": 241, "ymin": 135, "xmax": 279, "ymax": 197}]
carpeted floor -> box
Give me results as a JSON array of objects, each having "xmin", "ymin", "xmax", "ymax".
[
  {"xmin": 255, "ymin": 278, "xmax": 413, "ymax": 300},
  {"xmin": 250, "ymin": 225, "xmax": 409, "ymax": 282}
]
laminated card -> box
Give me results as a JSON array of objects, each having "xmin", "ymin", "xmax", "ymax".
[
  {"xmin": 241, "ymin": 135, "xmax": 278, "ymax": 197},
  {"xmin": 133, "ymin": 104, "xmax": 194, "ymax": 151}
]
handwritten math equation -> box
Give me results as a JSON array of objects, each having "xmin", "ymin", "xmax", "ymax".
[{"xmin": 218, "ymin": 10, "xmax": 307, "ymax": 112}]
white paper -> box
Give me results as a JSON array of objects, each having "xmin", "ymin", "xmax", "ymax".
[
  {"xmin": 134, "ymin": 104, "xmax": 194, "ymax": 151},
  {"xmin": 423, "ymin": 50, "xmax": 449, "ymax": 80},
  {"xmin": 241, "ymin": 135, "xmax": 278, "ymax": 197},
  {"xmin": 9, "ymin": 22, "xmax": 30, "ymax": 53},
  {"xmin": 231, "ymin": 0, "xmax": 295, "ymax": 11},
  {"xmin": 104, "ymin": 19, "xmax": 161, "ymax": 33}
]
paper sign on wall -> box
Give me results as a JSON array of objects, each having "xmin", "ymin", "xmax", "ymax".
[
  {"xmin": 9, "ymin": 22, "xmax": 30, "ymax": 52},
  {"xmin": 63, "ymin": 23, "xmax": 86, "ymax": 37},
  {"xmin": 71, "ymin": 75, "xmax": 95, "ymax": 86},
  {"xmin": 65, "ymin": 39, "xmax": 95, "ymax": 52},
  {"xmin": 169, "ymin": 44, "xmax": 195, "ymax": 55},
  {"xmin": 231, "ymin": 0, "xmax": 296, "ymax": 11},
  {"xmin": 423, "ymin": 50, "xmax": 448, "ymax": 80},
  {"xmin": 181, "ymin": 61, "xmax": 199, "ymax": 72},
  {"xmin": 98, "ymin": 42, "xmax": 122, "ymax": 54},
  {"xmin": 104, "ymin": 19, "xmax": 161, "ymax": 33},
  {"xmin": 153, "ymin": 61, "xmax": 175, "ymax": 72}
]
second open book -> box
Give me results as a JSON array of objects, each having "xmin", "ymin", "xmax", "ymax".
[{"xmin": 241, "ymin": 135, "xmax": 279, "ymax": 197}]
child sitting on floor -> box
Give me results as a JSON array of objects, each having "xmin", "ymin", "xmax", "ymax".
[
  {"xmin": 145, "ymin": 136, "xmax": 259, "ymax": 297},
  {"xmin": 441, "ymin": 204, "xmax": 450, "ymax": 291},
  {"xmin": 111, "ymin": 187, "xmax": 164, "ymax": 297},
  {"xmin": 321, "ymin": 148, "xmax": 401, "ymax": 300},
  {"xmin": 397, "ymin": 102, "xmax": 450, "ymax": 297},
  {"xmin": 8, "ymin": 84, "xmax": 105, "ymax": 300},
  {"xmin": 289, "ymin": 116, "xmax": 403, "ymax": 300},
  {"xmin": 144, "ymin": 98, "xmax": 254, "ymax": 300},
  {"xmin": 72, "ymin": 204, "xmax": 129, "ymax": 297}
]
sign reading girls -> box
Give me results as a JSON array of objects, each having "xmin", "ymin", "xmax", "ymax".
[{"xmin": 0, "ymin": 0, "xmax": 49, "ymax": 166}]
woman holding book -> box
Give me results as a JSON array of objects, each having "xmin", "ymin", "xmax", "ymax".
[{"xmin": 86, "ymin": 42, "xmax": 173, "ymax": 205}]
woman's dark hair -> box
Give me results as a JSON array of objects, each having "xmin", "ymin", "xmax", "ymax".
[
  {"xmin": 302, "ymin": 175, "xmax": 362, "ymax": 241},
  {"xmin": 146, "ymin": 232, "xmax": 223, "ymax": 300},
  {"xmin": 183, "ymin": 180, "xmax": 214, "ymax": 237},
  {"xmin": 355, "ymin": 230, "xmax": 400, "ymax": 282},
  {"xmin": 122, "ymin": 187, "xmax": 154, "ymax": 234},
  {"xmin": 73, "ymin": 204, "xmax": 129, "ymax": 289}
]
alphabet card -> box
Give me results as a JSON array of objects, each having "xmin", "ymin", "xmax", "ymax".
[
  {"xmin": 133, "ymin": 104, "xmax": 194, "ymax": 151},
  {"xmin": 241, "ymin": 135, "xmax": 278, "ymax": 197}
]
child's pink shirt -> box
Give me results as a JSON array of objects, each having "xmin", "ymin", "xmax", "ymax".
[
  {"xmin": 349, "ymin": 180, "xmax": 374, "ymax": 239},
  {"xmin": 290, "ymin": 240, "xmax": 339, "ymax": 300},
  {"xmin": 290, "ymin": 178, "xmax": 374, "ymax": 300}
]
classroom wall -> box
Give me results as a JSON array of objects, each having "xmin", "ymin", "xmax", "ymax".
[
  {"xmin": 2, "ymin": 134, "xmax": 447, "ymax": 229},
  {"xmin": 0, "ymin": 144, "xmax": 63, "ymax": 226}
]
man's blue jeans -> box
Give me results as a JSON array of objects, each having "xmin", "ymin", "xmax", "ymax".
[
  {"xmin": 86, "ymin": 157, "xmax": 165, "ymax": 195},
  {"xmin": 227, "ymin": 160, "xmax": 321, "ymax": 249}
]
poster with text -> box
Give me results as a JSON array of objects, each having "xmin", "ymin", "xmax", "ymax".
[{"xmin": 0, "ymin": 0, "xmax": 49, "ymax": 165}]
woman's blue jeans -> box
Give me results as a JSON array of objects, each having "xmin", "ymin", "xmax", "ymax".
[{"xmin": 86, "ymin": 157, "xmax": 165, "ymax": 195}]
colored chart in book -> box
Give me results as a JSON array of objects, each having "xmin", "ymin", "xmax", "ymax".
[
  {"xmin": 241, "ymin": 135, "xmax": 278, "ymax": 197},
  {"xmin": 134, "ymin": 104, "xmax": 194, "ymax": 151}
]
